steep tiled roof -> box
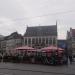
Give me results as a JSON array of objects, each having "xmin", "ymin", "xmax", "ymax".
[
  {"xmin": 24, "ymin": 25, "xmax": 57, "ymax": 37},
  {"xmin": 8, "ymin": 32, "xmax": 23, "ymax": 40},
  {"xmin": 3, "ymin": 32, "xmax": 23, "ymax": 40}
]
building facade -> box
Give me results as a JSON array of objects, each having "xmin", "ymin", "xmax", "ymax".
[
  {"xmin": 24, "ymin": 25, "xmax": 57, "ymax": 49},
  {"xmin": 1, "ymin": 32, "xmax": 23, "ymax": 54},
  {"xmin": 0, "ymin": 35, "xmax": 4, "ymax": 53},
  {"xmin": 1, "ymin": 36, "xmax": 8, "ymax": 53},
  {"xmin": 67, "ymin": 28, "xmax": 75, "ymax": 56}
]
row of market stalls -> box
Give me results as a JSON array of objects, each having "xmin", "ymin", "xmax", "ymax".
[
  {"xmin": 15, "ymin": 45, "xmax": 64, "ymax": 52},
  {"xmin": 1, "ymin": 45, "xmax": 65, "ymax": 65},
  {"xmin": 13, "ymin": 46, "xmax": 64, "ymax": 65},
  {"xmin": 15, "ymin": 46, "xmax": 64, "ymax": 56},
  {"xmin": 5, "ymin": 46, "xmax": 63, "ymax": 56}
]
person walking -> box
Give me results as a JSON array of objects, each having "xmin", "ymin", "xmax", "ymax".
[
  {"xmin": 69, "ymin": 55, "xmax": 73, "ymax": 64},
  {"xmin": 64, "ymin": 47, "xmax": 68, "ymax": 65},
  {"xmin": 68, "ymin": 49, "xmax": 73, "ymax": 64}
]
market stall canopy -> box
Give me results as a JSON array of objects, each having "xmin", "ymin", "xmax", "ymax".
[
  {"xmin": 15, "ymin": 46, "xmax": 35, "ymax": 51},
  {"xmin": 41, "ymin": 45, "xmax": 64, "ymax": 52},
  {"xmin": 42, "ymin": 46, "xmax": 57, "ymax": 50},
  {"xmin": 58, "ymin": 47, "xmax": 64, "ymax": 51}
]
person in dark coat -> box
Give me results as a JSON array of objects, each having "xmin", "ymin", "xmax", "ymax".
[
  {"xmin": 69, "ymin": 55, "xmax": 72, "ymax": 64},
  {"xmin": 68, "ymin": 49, "xmax": 73, "ymax": 64},
  {"xmin": 64, "ymin": 47, "xmax": 68, "ymax": 65}
]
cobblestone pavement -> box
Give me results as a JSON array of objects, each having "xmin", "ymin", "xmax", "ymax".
[{"xmin": 0, "ymin": 62, "xmax": 74, "ymax": 75}]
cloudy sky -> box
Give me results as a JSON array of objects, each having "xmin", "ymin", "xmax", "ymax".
[{"xmin": 0, "ymin": 0, "xmax": 75, "ymax": 39}]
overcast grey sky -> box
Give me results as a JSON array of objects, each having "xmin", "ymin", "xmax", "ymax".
[{"xmin": 0, "ymin": 0, "xmax": 75, "ymax": 39}]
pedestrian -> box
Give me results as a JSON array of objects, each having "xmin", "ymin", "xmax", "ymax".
[
  {"xmin": 64, "ymin": 48, "xmax": 68, "ymax": 65},
  {"xmin": 68, "ymin": 49, "xmax": 73, "ymax": 64},
  {"xmin": 69, "ymin": 55, "xmax": 73, "ymax": 64}
]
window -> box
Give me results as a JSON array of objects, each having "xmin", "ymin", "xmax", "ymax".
[
  {"xmin": 39, "ymin": 38, "xmax": 41, "ymax": 43},
  {"xmin": 42, "ymin": 38, "xmax": 45, "ymax": 43},
  {"xmin": 36, "ymin": 38, "xmax": 38, "ymax": 44},
  {"xmin": 32, "ymin": 38, "xmax": 35, "ymax": 44},
  {"xmin": 28, "ymin": 38, "xmax": 31, "ymax": 44},
  {"xmin": 41, "ymin": 37, "xmax": 45, "ymax": 46},
  {"xmin": 49, "ymin": 38, "xmax": 52, "ymax": 45},
  {"xmin": 53, "ymin": 37, "xmax": 56, "ymax": 45},
  {"xmin": 25, "ymin": 38, "xmax": 27, "ymax": 45},
  {"xmin": 46, "ymin": 38, "xmax": 48, "ymax": 44}
]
